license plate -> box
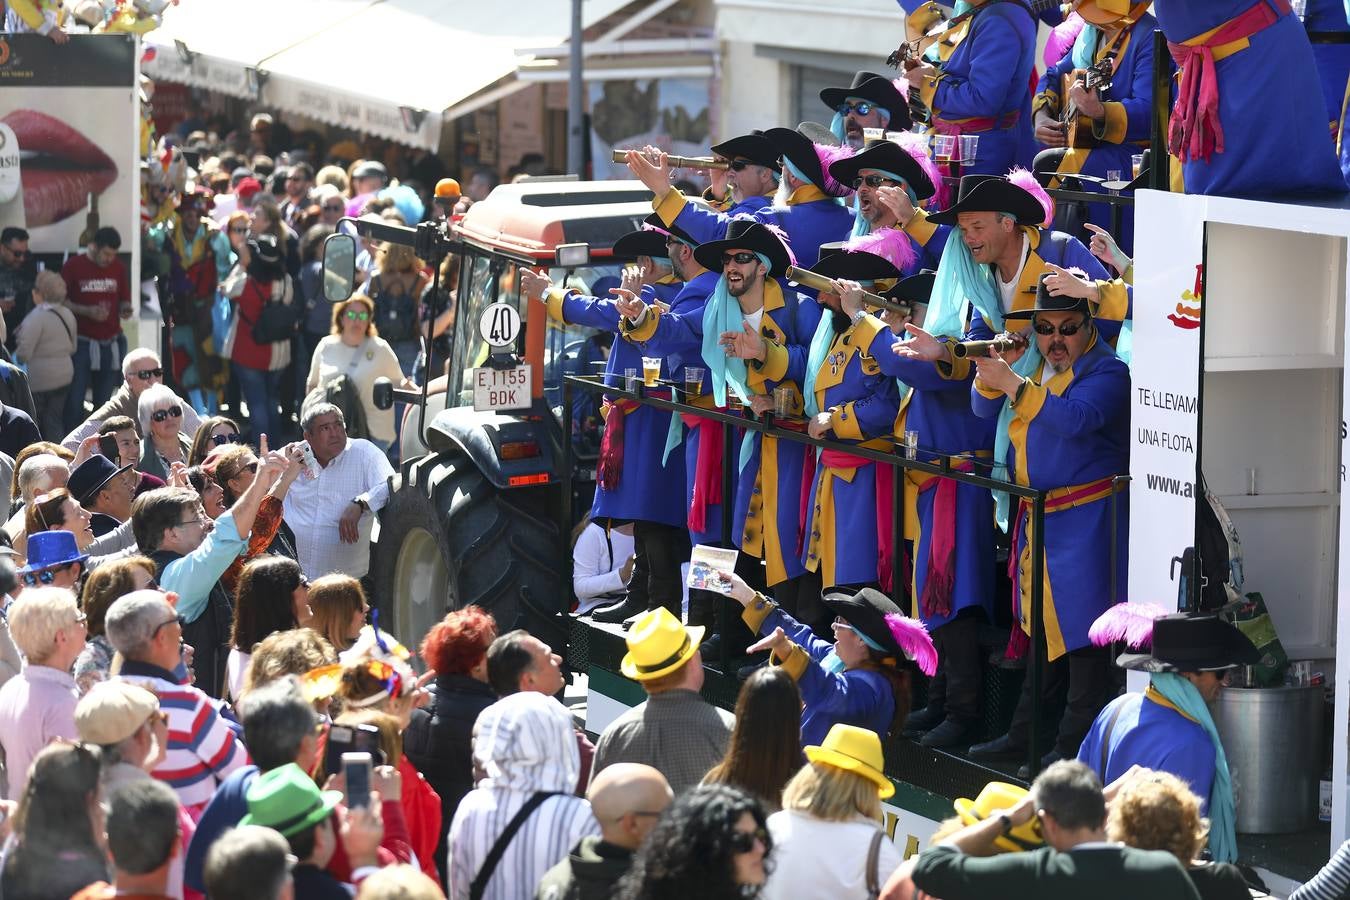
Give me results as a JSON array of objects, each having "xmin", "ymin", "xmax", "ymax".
[{"xmin": 472, "ymin": 365, "xmax": 532, "ymax": 412}]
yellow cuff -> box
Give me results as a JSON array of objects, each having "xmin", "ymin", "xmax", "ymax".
[
  {"xmin": 751, "ymin": 339, "xmax": 790, "ymax": 385},
  {"xmin": 771, "ymin": 643, "xmax": 810, "ymax": 681},
  {"xmin": 830, "ymin": 402, "xmax": 865, "ymax": 441},
  {"xmin": 905, "ymin": 208, "xmax": 939, "ymax": 244},
  {"xmin": 975, "ymin": 378, "xmax": 1003, "ymax": 400},
  {"xmin": 1095, "ymin": 279, "xmax": 1130, "ymax": 322},
  {"xmin": 1122, "ymin": 262, "xmax": 1134, "ymax": 286},
  {"xmin": 937, "ymin": 349, "xmax": 971, "ymax": 382},
  {"xmin": 652, "ymin": 189, "xmax": 689, "ymax": 228},
  {"xmin": 621, "ymin": 307, "xmax": 660, "ymax": 343},
  {"xmin": 544, "ymin": 288, "xmax": 569, "ymax": 325},
  {"xmin": 741, "ymin": 592, "xmax": 776, "ymax": 634},
  {"xmin": 919, "ymin": 74, "xmax": 941, "ymax": 113},
  {"xmin": 1092, "ymin": 102, "xmax": 1129, "ymax": 145},
  {"xmin": 1033, "ymin": 91, "xmax": 1060, "ymax": 117},
  {"xmin": 1012, "ymin": 380, "xmax": 1047, "ymax": 420}
]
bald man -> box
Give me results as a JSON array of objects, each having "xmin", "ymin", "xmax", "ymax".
[{"xmin": 536, "ymin": 763, "xmax": 673, "ymax": 900}]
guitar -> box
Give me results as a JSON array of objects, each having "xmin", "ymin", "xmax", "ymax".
[
  {"xmin": 1060, "ymin": 58, "xmax": 1114, "ymax": 149},
  {"xmin": 886, "ymin": 0, "xmax": 1063, "ymax": 70}
]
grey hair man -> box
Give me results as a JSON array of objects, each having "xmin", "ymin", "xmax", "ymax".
[
  {"xmin": 203, "ymin": 825, "xmax": 295, "ymax": 900},
  {"xmin": 102, "ymin": 779, "xmax": 186, "ymax": 899},
  {"xmin": 282, "ymin": 402, "xmax": 392, "ymax": 580},
  {"xmin": 62, "ymin": 348, "xmax": 202, "ymax": 450}
]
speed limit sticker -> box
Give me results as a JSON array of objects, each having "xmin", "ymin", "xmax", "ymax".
[{"xmin": 479, "ymin": 302, "xmax": 521, "ymax": 347}]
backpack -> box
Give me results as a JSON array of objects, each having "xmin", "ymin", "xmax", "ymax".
[
  {"xmin": 370, "ymin": 272, "xmax": 420, "ymax": 343},
  {"xmin": 249, "ymin": 277, "xmax": 300, "ymax": 344},
  {"xmin": 1192, "ymin": 474, "xmax": 1244, "ymax": 612}
]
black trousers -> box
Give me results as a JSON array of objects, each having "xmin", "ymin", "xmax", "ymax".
[
  {"xmin": 1007, "ymin": 639, "xmax": 1114, "ymax": 758},
  {"xmin": 925, "ymin": 610, "xmax": 984, "ymax": 722},
  {"xmin": 629, "ymin": 521, "xmax": 690, "ymax": 616}
]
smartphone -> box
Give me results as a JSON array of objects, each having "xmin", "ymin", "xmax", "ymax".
[
  {"xmin": 342, "ymin": 751, "xmax": 373, "ymax": 810},
  {"xmin": 98, "ymin": 433, "xmax": 120, "ymax": 462},
  {"xmin": 323, "ymin": 722, "xmax": 384, "ymax": 777}
]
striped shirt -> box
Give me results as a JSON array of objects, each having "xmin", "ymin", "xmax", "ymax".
[
  {"xmin": 116, "ymin": 662, "xmax": 248, "ymax": 809},
  {"xmin": 1292, "ymin": 840, "xmax": 1350, "ymax": 900}
]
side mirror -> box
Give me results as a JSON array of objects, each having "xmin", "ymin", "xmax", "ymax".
[
  {"xmin": 322, "ymin": 233, "xmax": 357, "ymax": 303},
  {"xmin": 372, "ymin": 377, "xmax": 394, "ymax": 411}
]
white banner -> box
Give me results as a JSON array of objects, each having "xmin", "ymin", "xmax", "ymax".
[{"xmin": 1127, "ymin": 190, "xmax": 1206, "ymax": 611}]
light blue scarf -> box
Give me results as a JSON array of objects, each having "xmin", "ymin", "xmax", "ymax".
[
  {"xmin": 802, "ymin": 304, "xmax": 838, "ymax": 418},
  {"xmin": 1071, "ymin": 22, "xmax": 1102, "ymax": 71},
  {"xmin": 830, "ymin": 101, "xmax": 893, "ymax": 145},
  {"xmin": 927, "ymin": 229, "xmax": 1041, "ymax": 529},
  {"xmin": 1151, "ymin": 672, "xmax": 1238, "ymax": 863},
  {"xmin": 850, "ymin": 169, "xmax": 917, "ymax": 238}
]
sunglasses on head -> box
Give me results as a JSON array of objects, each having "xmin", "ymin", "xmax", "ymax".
[
  {"xmin": 729, "ymin": 827, "xmax": 770, "ymax": 854},
  {"xmin": 838, "ymin": 101, "xmax": 874, "ymax": 116},
  {"xmin": 344, "ymin": 309, "xmax": 371, "ymax": 321},
  {"xmin": 151, "ymin": 405, "xmax": 183, "ymax": 423},
  {"xmin": 211, "ymin": 432, "xmax": 243, "ymax": 446},
  {"xmin": 722, "ymin": 252, "xmax": 759, "ymax": 266},
  {"xmin": 852, "ymin": 174, "xmax": 895, "ymax": 189},
  {"xmin": 1033, "ymin": 318, "xmax": 1087, "ymax": 337},
  {"xmin": 133, "ymin": 367, "xmax": 164, "ymax": 381}
]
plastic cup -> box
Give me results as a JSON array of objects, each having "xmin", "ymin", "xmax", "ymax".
[
  {"xmin": 884, "ymin": 131, "xmax": 906, "ymax": 144},
  {"xmin": 684, "ymin": 367, "xmax": 704, "ymax": 399},
  {"xmin": 863, "ymin": 127, "xmax": 885, "ymax": 146},
  {"xmin": 624, "ymin": 367, "xmax": 639, "ymax": 393},
  {"xmin": 642, "ymin": 357, "xmax": 660, "ymax": 387},
  {"xmin": 1106, "ymin": 169, "xmax": 1123, "ymax": 195},
  {"xmin": 903, "ymin": 430, "xmax": 919, "ymax": 460},
  {"xmin": 959, "ymin": 134, "xmax": 979, "ymax": 164},
  {"xmin": 933, "ymin": 135, "xmax": 955, "ymax": 164},
  {"xmin": 773, "ymin": 386, "xmax": 792, "ymax": 418},
  {"xmin": 1131, "ymin": 154, "xmax": 1145, "ymax": 179}
]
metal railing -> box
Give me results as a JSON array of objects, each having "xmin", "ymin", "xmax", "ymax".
[{"xmin": 561, "ymin": 372, "xmax": 1059, "ymax": 778}]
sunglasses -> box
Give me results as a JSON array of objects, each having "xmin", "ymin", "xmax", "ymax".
[
  {"xmin": 229, "ymin": 226, "xmax": 248, "ymax": 234},
  {"xmin": 722, "ymin": 252, "xmax": 759, "ymax": 266},
  {"xmin": 1032, "ymin": 318, "xmax": 1087, "ymax": 337},
  {"xmin": 728, "ymin": 159, "xmax": 756, "ymax": 172},
  {"xmin": 832, "ymin": 616, "xmax": 856, "ymax": 631},
  {"xmin": 133, "ymin": 368, "xmax": 164, "ymax": 381},
  {"xmin": 4, "ymin": 247, "xmax": 29, "ymax": 258},
  {"xmin": 151, "ymin": 405, "xmax": 183, "ymax": 423},
  {"xmin": 344, "ymin": 309, "xmax": 371, "ymax": 321},
  {"xmin": 241, "ymin": 461, "xmax": 258, "ymax": 475},
  {"xmin": 152, "ymin": 614, "xmax": 185, "ymax": 637},
  {"xmin": 22, "ymin": 567, "xmax": 70, "ymax": 587},
  {"xmin": 852, "ymin": 174, "xmax": 895, "ymax": 189},
  {"xmin": 838, "ymin": 101, "xmax": 874, "ymax": 116},
  {"xmin": 211, "ymin": 432, "xmax": 243, "ymax": 446},
  {"xmin": 729, "ymin": 827, "xmax": 770, "ymax": 854}
]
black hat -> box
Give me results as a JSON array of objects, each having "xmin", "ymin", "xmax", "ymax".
[
  {"xmin": 927, "ymin": 174, "xmax": 1045, "ymax": 227},
  {"xmin": 819, "ymin": 71, "xmax": 911, "ymax": 129},
  {"xmin": 822, "ymin": 587, "xmax": 906, "ymax": 658},
  {"xmin": 693, "ymin": 219, "xmax": 792, "ymax": 278},
  {"xmin": 1116, "ymin": 614, "xmax": 1261, "ymax": 673},
  {"xmin": 247, "ymin": 233, "xmax": 286, "ymax": 279},
  {"xmin": 827, "ymin": 140, "xmax": 935, "ymax": 202},
  {"xmin": 1004, "ymin": 272, "xmax": 1093, "ymax": 320},
  {"xmin": 810, "ymin": 242, "xmax": 901, "ymax": 282},
  {"xmin": 351, "ymin": 160, "xmax": 388, "ymax": 183},
  {"xmin": 637, "ymin": 212, "xmax": 699, "ymax": 250},
  {"xmin": 760, "ymin": 124, "xmax": 839, "ymax": 193},
  {"xmin": 710, "ymin": 133, "xmax": 780, "ymax": 172},
  {"xmin": 612, "ymin": 228, "xmax": 670, "ymax": 261},
  {"xmin": 882, "ymin": 270, "xmax": 935, "ymax": 307},
  {"xmin": 68, "ymin": 454, "xmax": 133, "ymax": 507}
]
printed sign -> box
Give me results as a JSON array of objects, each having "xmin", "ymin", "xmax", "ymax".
[
  {"xmin": 478, "ymin": 301, "xmax": 521, "ymax": 347},
  {"xmin": 472, "ymin": 364, "xmax": 531, "ymax": 412}
]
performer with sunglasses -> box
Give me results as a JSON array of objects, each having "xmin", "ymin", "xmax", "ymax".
[
  {"xmin": 818, "ymin": 71, "xmax": 911, "ymax": 149},
  {"xmin": 967, "ymin": 273, "xmax": 1130, "ymax": 778},
  {"xmin": 700, "ymin": 133, "xmax": 782, "ymax": 216}
]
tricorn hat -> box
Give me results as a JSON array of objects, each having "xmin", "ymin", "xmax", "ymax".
[
  {"xmin": 693, "ymin": 219, "xmax": 793, "ymax": 279},
  {"xmin": 927, "ymin": 174, "xmax": 1046, "ymax": 227},
  {"xmin": 612, "ymin": 225, "xmax": 671, "ymax": 261},
  {"xmin": 810, "ymin": 242, "xmax": 901, "ymax": 282},
  {"xmin": 821, "ymin": 587, "xmax": 938, "ymax": 675},
  {"xmin": 1004, "ymin": 272, "xmax": 1094, "ymax": 321},
  {"xmin": 1116, "ymin": 613, "xmax": 1262, "ymax": 673},
  {"xmin": 819, "ymin": 71, "xmax": 911, "ymax": 129},
  {"xmin": 710, "ymin": 133, "xmax": 781, "ymax": 173},
  {"xmin": 759, "ymin": 123, "xmax": 848, "ymax": 195},
  {"xmin": 827, "ymin": 139, "xmax": 935, "ymax": 202},
  {"xmin": 882, "ymin": 270, "xmax": 936, "ymax": 308}
]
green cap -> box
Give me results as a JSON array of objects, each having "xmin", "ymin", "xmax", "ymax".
[{"xmin": 241, "ymin": 763, "xmax": 343, "ymax": 837}]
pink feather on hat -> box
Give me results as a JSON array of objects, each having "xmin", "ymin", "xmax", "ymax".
[
  {"xmin": 814, "ymin": 143, "xmax": 857, "ymax": 198},
  {"xmin": 1088, "ymin": 603, "xmax": 1170, "ymax": 650},
  {"xmin": 641, "ymin": 222, "xmax": 671, "ymax": 237},
  {"xmin": 884, "ymin": 613, "xmax": 938, "ymax": 676},
  {"xmin": 895, "ymin": 132, "xmax": 949, "ymax": 210},
  {"xmin": 1007, "ymin": 166, "xmax": 1054, "ymax": 227},
  {"xmin": 844, "ymin": 228, "xmax": 917, "ymax": 274},
  {"xmin": 754, "ymin": 219, "xmax": 799, "ymax": 268}
]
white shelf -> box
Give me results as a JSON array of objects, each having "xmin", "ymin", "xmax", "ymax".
[
  {"xmin": 1204, "ymin": 353, "xmax": 1342, "ymax": 372},
  {"xmin": 1218, "ymin": 492, "xmax": 1340, "ymax": 510}
]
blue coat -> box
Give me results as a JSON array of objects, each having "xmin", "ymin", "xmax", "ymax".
[
  {"xmin": 973, "ymin": 334, "xmax": 1130, "ymax": 660},
  {"xmin": 918, "ymin": 1, "xmax": 1038, "ymax": 175},
  {"xmin": 621, "ymin": 270, "xmax": 725, "ymax": 544},
  {"xmin": 1034, "ymin": 13, "xmax": 1166, "ymax": 254},
  {"xmin": 545, "ymin": 287, "xmax": 687, "ymax": 527},
  {"xmin": 854, "ymin": 316, "xmax": 997, "ymax": 629},
  {"xmin": 1153, "ymin": 0, "xmax": 1346, "ymax": 196}
]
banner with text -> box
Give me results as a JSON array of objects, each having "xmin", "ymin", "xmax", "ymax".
[{"xmin": 1128, "ymin": 191, "xmax": 1207, "ymax": 611}]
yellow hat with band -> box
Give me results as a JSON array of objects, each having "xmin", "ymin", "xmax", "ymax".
[
  {"xmin": 620, "ymin": 607, "xmax": 704, "ymax": 682},
  {"xmin": 1072, "ymin": 0, "xmax": 1144, "ymax": 26},
  {"xmin": 804, "ymin": 724, "xmax": 895, "ymax": 799},
  {"xmin": 953, "ymin": 781, "xmax": 1045, "ymax": 854}
]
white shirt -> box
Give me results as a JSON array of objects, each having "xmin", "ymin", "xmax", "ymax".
[
  {"xmin": 225, "ymin": 648, "xmax": 250, "ymax": 701},
  {"xmin": 997, "ymin": 232, "xmax": 1031, "ymax": 314},
  {"xmin": 744, "ymin": 307, "xmax": 765, "ymax": 334},
  {"xmin": 283, "ymin": 438, "xmax": 393, "ymax": 579},
  {"xmin": 761, "ymin": 810, "xmax": 903, "ymax": 900},
  {"xmin": 571, "ymin": 522, "xmax": 634, "ymax": 614},
  {"xmin": 306, "ymin": 335, "xmax": 406, "ymax": 443}
]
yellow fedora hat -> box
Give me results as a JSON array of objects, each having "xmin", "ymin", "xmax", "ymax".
[
  {"xmin": 1072, "ymin": 0, "xmax": 1136, "ymax": 26},
  {"xmin": 953, "ymin": 781, "xmax": 1044, "ymax": 854},
  {"xmin": 620, "ymin": 607, "xmax": 704, "ymax": 682},
  {"xmin": 804, "ymin": 724, "xmax": 895, "ymax": 799}
]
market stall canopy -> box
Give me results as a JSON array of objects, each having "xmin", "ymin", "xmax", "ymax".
[{"xmin": 144, "ymin": 0, "xmax": 635, "ymax": 152}]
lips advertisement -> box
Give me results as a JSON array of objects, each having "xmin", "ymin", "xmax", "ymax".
[{"xmin": 0, "ymin": 34, "xmax": 136, "ymax": 253}]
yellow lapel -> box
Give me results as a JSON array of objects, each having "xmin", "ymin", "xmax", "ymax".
[
  {"xmin": 1009, "ymin": 227, "xmax": 1045, "ymax": 315},
  {"xmin": 788, "ymin": 184, "xmax": 828, "ymax": 205}
]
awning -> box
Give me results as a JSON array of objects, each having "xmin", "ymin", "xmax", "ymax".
[{"xmin": 144, "ymin": 0, "xmax": 636, "ymax": 152}]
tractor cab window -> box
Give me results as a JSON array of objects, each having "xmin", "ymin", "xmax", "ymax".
[
  {"xmin": 450, "ymin": 250, "xmax": 521, "ymax": 407},
  {"xmin": 544, "ymin": 263, "xmax": 623, "ymax": 458}
]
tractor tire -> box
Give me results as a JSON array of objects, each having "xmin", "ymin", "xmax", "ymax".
[{"xmin": 371, "ymin": 449, "xmax": 567, "ymax": 652}]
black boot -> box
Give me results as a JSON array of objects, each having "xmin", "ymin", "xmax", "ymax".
[
  {"xmin": 901, "ymin": 703, "xmax": 947, "ymax": 738},
  {"xmin": 919, "ymin": 716, "xmax": 980, "ymax": 749},
  {"xmin": 591, "ymin": 595, "xmax": 648, "ymax": 624},
  {"xmin": 967, "ymin": 733, "xmax": 1026, "ymax": 761}
]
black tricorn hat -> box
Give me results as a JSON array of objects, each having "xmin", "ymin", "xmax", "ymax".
[
  {"xmin": 759, "ymin": 123, "xmax": 838, "ymax": 192},
  {"xmin": 636, "ymin": 212, "xmax": 699, "ymax": 249},
  {"xmin": 1004, "ymin": 272, "xmax": 1094, "ymax": 320},
  {"xmin": 1116, "ymin": 614, "xmax": 1262, "ymax": 673},
  {"xmin": 692, "ymin": 219, "xmax": 792, "ymax": 279},
  {"xmin": 822, "ymin": 587, "xmax": 905, "ymax": 658},
  {"xmin": 828, "ymin": 140, "xmax": 935, "ymax": 202},
  {"xmin": 612, "ymin": 228, "xmax": 670, "ymax": 261},
  {"xmin": 710, "ymin": 133, "xmax": 781, "ymax": 172},
  {"xmin": 882, "ymin": 270, "xmax": 935, "ymax": 307},
  {"xmin": 810, "ymin": 242, "xmax": 901, "ymax": 282},
  {"xmin": 927, "ymin": 174, "xmax": 1045, "ymax": 227},
  {"xmin": 819, "ymin": 71, "xmax": 911, "ymax": 129}
]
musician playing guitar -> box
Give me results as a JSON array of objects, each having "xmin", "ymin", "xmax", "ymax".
[{"xmin": 1031, "ymin": 0, "xmax": 1164, "ymax": 254}]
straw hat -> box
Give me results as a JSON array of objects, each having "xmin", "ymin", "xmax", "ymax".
[
  {"xmin": 804, "ymin": 724, "xmax": 895, "ymax": 799},
  {"xmin": 620, "ymin": 607, "xmax": 704, "ymax": 682},
  {"xmin": 953, "ymin": 781, "xmax": 1044, "ymax": 853}
]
